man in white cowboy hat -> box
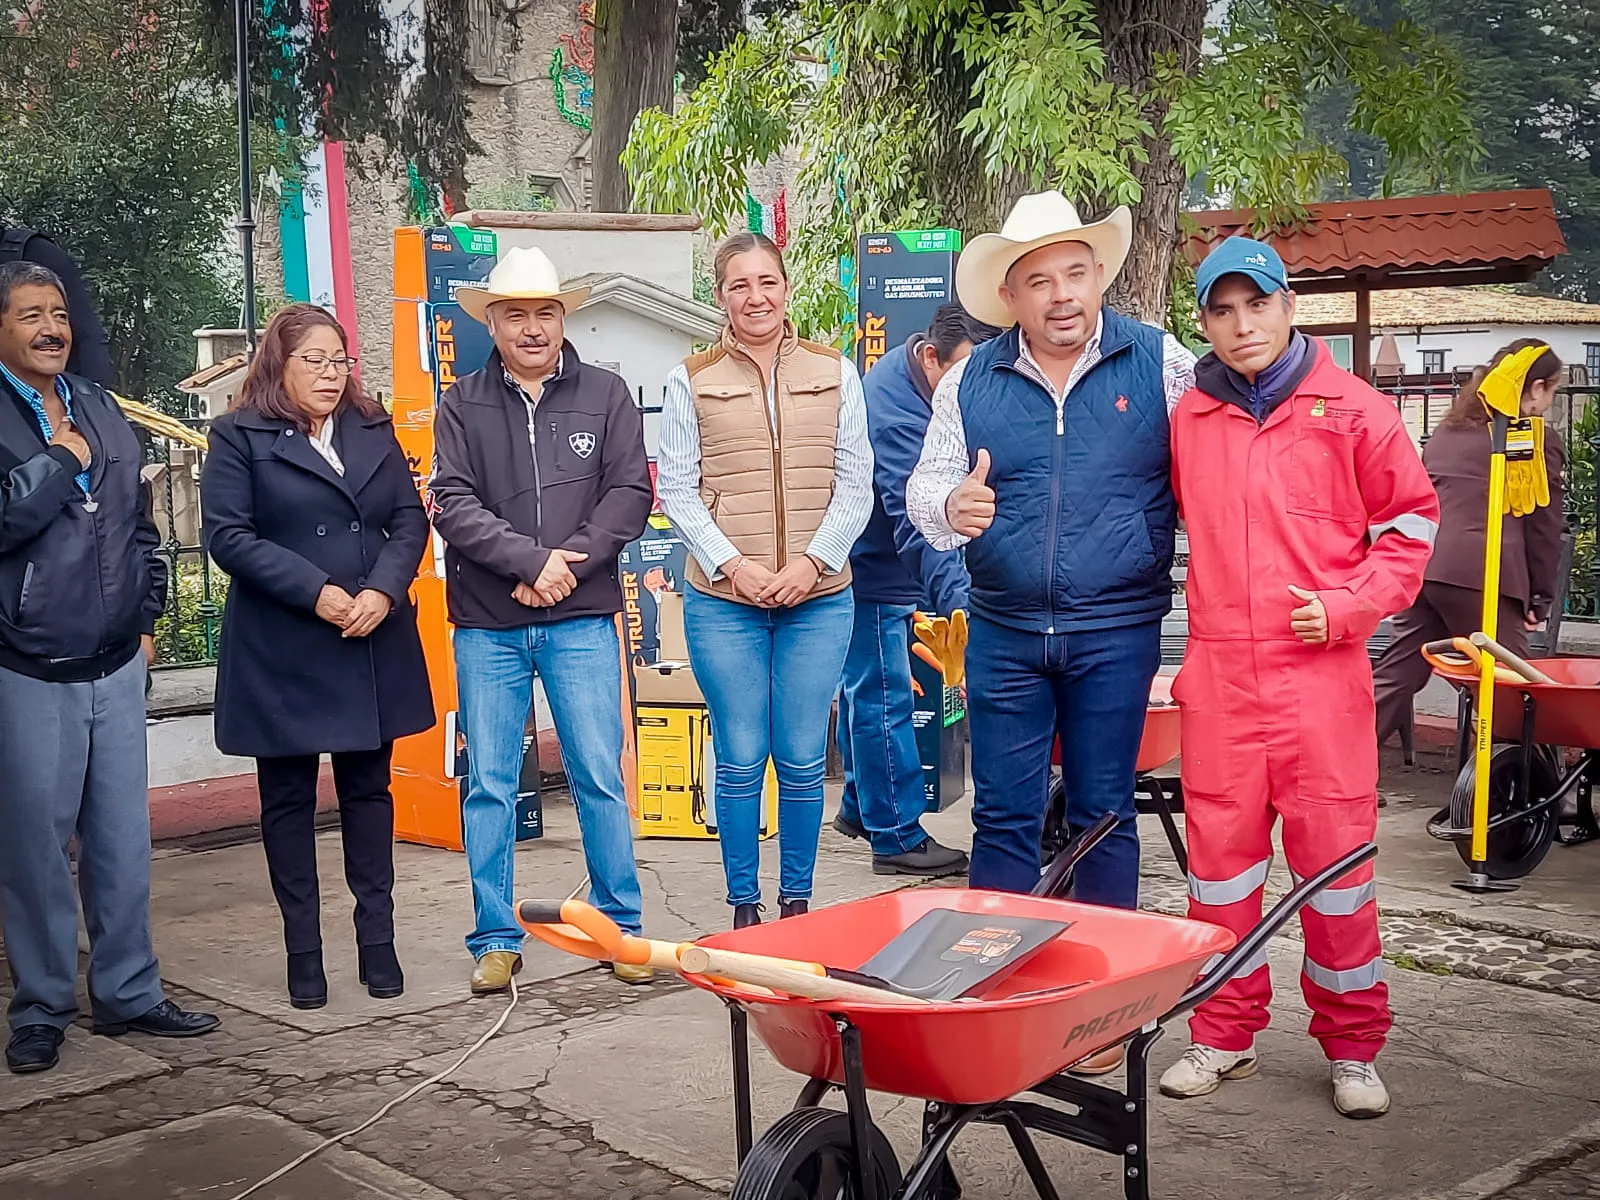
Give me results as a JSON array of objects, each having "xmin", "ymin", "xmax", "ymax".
[
  {"xmin": 907, "ymin": 191, "xmax": 1196, "ymax": 1064},
  {"xmin": 427, "ymin": 245, "xmax": 655, "ymax": 993}
]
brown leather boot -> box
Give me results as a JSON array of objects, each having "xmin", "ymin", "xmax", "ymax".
[{"xmin": 470, "ymin": 951, "xmax": 523, "ymax": 995}]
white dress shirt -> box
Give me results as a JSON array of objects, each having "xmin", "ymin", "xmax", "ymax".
[
  {"xmin": 906, "ymin": 316, "xmax": 1197, "ymax": 551},
  {"xmin": 655, "ymin": 355, "xmax": 875, "ymax": 581},
  {"xmin": 308, "ymin": 416, "xmax": 345, "ymax": 476}
]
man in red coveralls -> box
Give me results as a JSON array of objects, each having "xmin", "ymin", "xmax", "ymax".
[{"xmin": 1159, "ymin": 236, "xmax": 1438, "ymax": 1119}]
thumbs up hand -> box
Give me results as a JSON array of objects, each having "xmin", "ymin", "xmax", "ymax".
[
  {"xmin": 1288, "ymin": 585, "xmax": 1329, "ymax": 645},
  {"xmin": 945, "ymin": 449, "xmax": 996, "ymax": 538}
]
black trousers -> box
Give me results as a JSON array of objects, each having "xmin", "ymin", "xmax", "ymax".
[
  {"xmin": 1372, "ymin": 581, "xmax": 1529, "ymax": 748},
  {"xmin": 255, "ymin": 743, "xmax": 397, "ymax": 954}
]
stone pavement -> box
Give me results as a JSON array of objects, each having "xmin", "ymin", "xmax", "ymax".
[{"xmin": 1, "ymin": 749, "xmax": 1597, "ymax": 1199}]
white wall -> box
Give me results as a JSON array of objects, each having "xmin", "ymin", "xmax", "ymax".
[
  {"xmin": 1370, "ymin": 323, "xmax": 1600, "ymax": 378},
  {"xmin": 564, "ymin": 302, "xmax": 705, "ymax": 458},
  {"xmin": 492, "ymin": 227, "xmax": 695, "ymax": 297}
]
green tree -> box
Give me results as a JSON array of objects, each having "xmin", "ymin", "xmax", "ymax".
[
  {"xmin": 1326, "ymin": 1, "xmax": 1600, "ymax": 302},
  {"xmin": 0, "ymin": 0, "xmax": 252, "ymax": 402},
  {"xmin": 626, "ymin": 0, "xmax": 1479, "ymax": 337}
]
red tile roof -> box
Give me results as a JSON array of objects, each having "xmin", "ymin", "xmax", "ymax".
[{"xmin": 1181, "ymin": 190, "xmax": 1567, "ymax": 289}]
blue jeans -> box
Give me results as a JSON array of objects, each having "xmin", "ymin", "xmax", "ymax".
[
  {"xmin": 454, "ymin": 617, "xmax": 643, "ymax": 957},
  {"xmin": 966, "ymin": 615, "xmax": 1160, "ymax": 905},
  {"xmin": 836, "ymin": 601, "xmax": 929, "ymax": 855},
  {"xmin": 682, "ymin": 584, "xmax": 854, "ymax": 906}
]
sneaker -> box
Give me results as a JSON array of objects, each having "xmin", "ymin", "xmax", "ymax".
[
  {"xmin": 1158, "ymin": 1043, "xmax": 1259, "ymax": 1098},
  {"xmin": 1331, "ymin": 1060, "xmax": 1390, "ymax": 1118}
]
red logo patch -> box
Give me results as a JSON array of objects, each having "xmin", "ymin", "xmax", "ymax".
[{"xmin": 1115, "ymin": 395, "xmax": 1129, "ymax": 412}]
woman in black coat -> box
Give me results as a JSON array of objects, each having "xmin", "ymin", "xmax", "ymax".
[{"xmin": 201, "ymin": 303, "xmax": 435, "ymax": 1010}]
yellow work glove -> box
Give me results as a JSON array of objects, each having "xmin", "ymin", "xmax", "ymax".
[
  {"xmin": 911, "ymin": 610, "xmax": 967, "ymax": 687},
  {"xmin": 1502, "ymin": 416, "xmax": 1550, "ymax": 517}
]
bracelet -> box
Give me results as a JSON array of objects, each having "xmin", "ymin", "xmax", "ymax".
[
  {"xmin": 727, "ymin": 557, "xmax": 745, "ymax": 587},
  {"xmin": 804, "ymin": 553, "xmax": 826, "ymax": 575}
]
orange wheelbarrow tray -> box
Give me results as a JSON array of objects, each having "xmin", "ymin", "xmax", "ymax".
[
  {"xmin": 1424, "ymin": 642, "xmax": 1600, "ymax": 881},
  {"xmin": 518, "ymin": 827, "xmax": 1376, "ymax": 1200}
]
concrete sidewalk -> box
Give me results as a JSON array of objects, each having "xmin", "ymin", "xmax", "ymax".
[{"xmin": 2, "ymin": 761, "xmax": 1597, "ymax": 1199}]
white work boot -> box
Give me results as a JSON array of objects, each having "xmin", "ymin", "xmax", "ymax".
[
  {"xmin": 1158, "ymin": 1043, "xmax": 1258, "ymax": 1098},
  {"xmin": 1331, "ymin": 1060, "xmax": 1390, "ymax": 1118}
]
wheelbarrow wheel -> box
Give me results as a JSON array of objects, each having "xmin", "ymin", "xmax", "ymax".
[
  {"xmin": 731, "ymin": 1106, "xmax": 902, "ymax": 1200},
  {"xmin": 1440, "ymin": 743, "xmax": 1560, "ymax": 880}
]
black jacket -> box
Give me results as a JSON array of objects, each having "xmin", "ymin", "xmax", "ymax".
[
  {"xmin": 201, "ymin": 405, "xmax": 436, "ymax": 758},
  {"xmin": 0, "ymin": 369, "xmax": 165, "ymax": 681},
  {"xmin": 428, "ymin": 343, "xmax": 653, "ymax": 629}
]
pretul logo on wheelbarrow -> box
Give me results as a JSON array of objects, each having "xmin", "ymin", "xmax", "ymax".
[{"xmin": 1062, "ymin": 991, "xmax": 1160, "ymax": 1049}]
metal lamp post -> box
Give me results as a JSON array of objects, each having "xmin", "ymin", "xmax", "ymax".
[{"xmin": 235, "ymin": 0, "xmax": 257, "ymax": 356}]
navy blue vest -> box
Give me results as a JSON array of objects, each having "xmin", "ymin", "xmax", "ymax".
[{"xmin": 957, "ymin": 310, "xmax": 1175, "ymax": 633}]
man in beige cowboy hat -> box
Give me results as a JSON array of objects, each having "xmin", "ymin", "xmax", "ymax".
[
  {"xmin": 428, "ymin": 245, "xmax": 655, "ymax": 992},
  {"xmin": 907, "ymin": 190, "xmax": 1196, "ymax": 1067}
]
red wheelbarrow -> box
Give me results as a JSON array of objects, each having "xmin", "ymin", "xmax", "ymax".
[
  {"xmin": 1424, "ymin": 640, "xmax": 1600, "ymax": 879},
  {"xmin": 1043, "ymin": 674, "xmax": 1187, "ymax": 875},
  {"xmin": 518, "ymin": 819, "xmax": 1375, "ymax": 1200}
]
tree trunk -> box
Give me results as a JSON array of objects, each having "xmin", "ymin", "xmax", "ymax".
[
  {"xmin": 1094, "ymin": 0, "xmax": 1207, "ymax": 324},
  {"xmin": 592, "ymin": 0, "xmax": 680, "ymax": 213}
]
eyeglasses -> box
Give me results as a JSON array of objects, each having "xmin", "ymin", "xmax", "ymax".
[{"xmin": 290, "ymin": 353, "xmax": 358, "ymax": 376}]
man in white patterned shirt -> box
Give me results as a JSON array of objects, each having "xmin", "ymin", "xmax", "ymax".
[{"xmin": 907, "ymin": 194, "xmax": 1194, "ymax": 1071}]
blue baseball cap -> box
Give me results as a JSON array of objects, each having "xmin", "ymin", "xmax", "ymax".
[{"xmin": 1195, "ymin": 235, "xmax": 1289, "ymax": 306}]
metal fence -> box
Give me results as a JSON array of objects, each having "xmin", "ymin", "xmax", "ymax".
[
  {"xmin": 1373, "ymin": 366, "xmax": 1600, "ymax": 622},
  {"xmin": 135, "ymin": 412, "xmax": 223, "ymax": 670},
  {"xmin": 133, "ymin": 367, "xmax": 1600, "ymax": 669}
]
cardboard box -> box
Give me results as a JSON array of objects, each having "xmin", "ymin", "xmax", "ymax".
[
  {"xmin": 911, "ymin": 652, "xmax": 967, "ymax": 813},
  {"xmin": 633, "ymin": 589, "xmax": 777, "ymax": 839},
  {"xmin": 617, "ymin": 515, "xmax": 689, "ymax": 669}
]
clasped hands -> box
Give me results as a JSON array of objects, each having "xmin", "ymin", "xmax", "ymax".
[
  {"xmin": 722, "ymin": 553, "xmax": 823, "ymax": 608},
  {"xmin": 315, "ymin": 584, "xmax": 393, "ymax": 637},
  {"xmin": 512, "ymin": 548, "xmax": 589, "ymax": 608}
]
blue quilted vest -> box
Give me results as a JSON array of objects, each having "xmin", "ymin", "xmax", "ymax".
[{"xmin": 957, "ymin": 311, "xmax": 1175, "ymax": 633}]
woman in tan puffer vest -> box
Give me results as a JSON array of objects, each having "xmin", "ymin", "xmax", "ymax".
[{"xmin": 656, "ymin": 232, "xmax": 874, "ymax": 929}]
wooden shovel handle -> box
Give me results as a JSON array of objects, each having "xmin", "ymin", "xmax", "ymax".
[
  {"xmin": 1469, "ymin": 632, "xmax": 1556, "ymax": 685},
  {"xmin": 679, "ymin": 945, "xmax": 931, "ymax": 1005}
]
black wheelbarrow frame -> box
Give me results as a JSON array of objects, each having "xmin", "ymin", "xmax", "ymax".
[
  {"xmin": 721, "ymin": 813, "xmax": 1378, "ymax": 1200},
  {"xmin": 1426, "ymin": 683, "xmax": 1600, "ymax": 880}
]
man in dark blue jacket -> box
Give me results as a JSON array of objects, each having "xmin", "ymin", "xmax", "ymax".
[
  {"xmin": 834, "ymin": 304, "xmax": 999, "ymax": 875},
  {"xmin": 909, "ymin": 192, "xmax": 1196, "ymax": 961},
  {"xmin": 0, "ymin": 262, "xmax": 218, "ymax": 1075}
]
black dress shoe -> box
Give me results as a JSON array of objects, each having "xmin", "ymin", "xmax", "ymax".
[
  {"xmin": 288, "ymin": 950, "xmax": 328, "ymax": 1010},
  {"xmin": 358, "ymin": 943, "xmax": 405, "ymax": 1000},
  {"xmin": 733, "ymin": 903, "xmax": 762, "ymax": 930},
  {"xmin": 6, "ymin": 1025, "xmax": 64, "ymax": 1074},
  {"xmin": 778, "ymin": 899, "xmax": 809, "ymax": 919},
  {"xmin": 94, "ymin": 999, "xmax": 220, "ymax": 1038},
  {"xmin": 872, "ymin": 837, "xmax": 970, "ymax": 878}
]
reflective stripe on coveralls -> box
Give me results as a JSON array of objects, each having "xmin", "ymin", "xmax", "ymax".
[{"xmin": 1170, "ymin": 338, "xmax": 1439, "ymax": 1064}]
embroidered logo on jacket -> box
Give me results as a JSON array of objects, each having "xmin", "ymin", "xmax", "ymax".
[
  {"xmin": 569, "ymin": 431, "xmax": 597, "ymax": 459},
  {"xmin": 1115, "ymin": 395, "xmax": 1129, "ymax": 412}
]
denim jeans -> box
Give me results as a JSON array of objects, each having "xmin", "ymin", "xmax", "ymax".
[
  {"xmin": 966, "ymin": 615, "xmax": 1161, "ymax": 905},
  {"xmin": 454, "ymin": 617, "xmax": 643, "ymax": 957},
  {"xmin": 836, "ymin": 601, "xmax": 929, "ymax": 855},
  {"xmin": 682, "ymin": 584, "xmax": 854, "ymax": 906}
]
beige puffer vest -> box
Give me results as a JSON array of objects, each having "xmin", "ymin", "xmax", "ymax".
[{"xmin": 683, "ymin": 323, "xmax": 851, "ymax": 604}]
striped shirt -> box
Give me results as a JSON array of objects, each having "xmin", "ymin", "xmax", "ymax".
[
  {"xmin": 655, "ymin": 356, "xmax": 875, "ymax": 580},
  {"xmin": 0, "ymin": 362, "xmax": 90, "ymax": 494},
  {"xmin": 906, "ymin": 316, "xmax": 1197, "ymax": 552}
]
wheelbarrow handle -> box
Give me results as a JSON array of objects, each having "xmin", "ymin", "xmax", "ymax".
[
  {"xmin": 1033, "ymin": 811, "xmax": 1119, "ymax": 900},
  {"xmin": 1468, "ymin": 632, "xmax": 1555, "ymax": 685},
  {"xmin": 1165, "ymin": 842, "xmax": 1379, "ymax": 1021}
]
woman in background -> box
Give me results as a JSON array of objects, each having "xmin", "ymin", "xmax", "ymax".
[
  {"xmin": 202, "ymin": 304, "xmax": 434, "ymax": 1008},
  {"xmin": 1374, "ymin": 339, "xmax": 1566, "ymax": 747}
]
